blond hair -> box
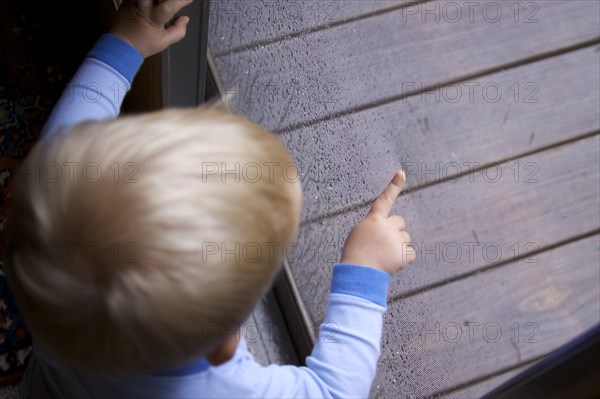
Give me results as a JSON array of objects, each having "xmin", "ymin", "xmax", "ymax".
[{"xmin": 4, "ymin": 106, "xmax": 302, "ymax": 373}]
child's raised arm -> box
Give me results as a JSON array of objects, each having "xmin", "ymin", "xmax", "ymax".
[
  {"xmin": 41, "ymin": 0, "xmax": 192, "ymax": 139},
  {"xmin": 239, "ymin": 171, "xmax": 416, "ymax": 398}
]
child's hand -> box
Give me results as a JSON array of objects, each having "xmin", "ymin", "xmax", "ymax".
[
  {"xmin": 340, "ymin": 170, "xmax": 416, "ymax": 275},
  {"xmin": 110, "ymin": 0, "xmax": 193, "ymax": 58}
]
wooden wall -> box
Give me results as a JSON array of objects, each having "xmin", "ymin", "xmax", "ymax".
[{"xmin": 207, "ymin": 1, "xmax": 600, "ymax": 397}]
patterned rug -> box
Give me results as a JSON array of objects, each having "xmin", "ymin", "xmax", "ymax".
[{"xmin": 0, "ymin": 0, "xmax": 102, "ymax": 386}]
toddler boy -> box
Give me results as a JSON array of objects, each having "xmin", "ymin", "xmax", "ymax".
[{"xmin": 4, "ymin": 1, "xmax": 415, "ymax": 397}]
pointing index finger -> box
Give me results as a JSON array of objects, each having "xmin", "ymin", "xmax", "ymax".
[{"xmin": 369, "ymin": 170, "xmax": 406, "ymax": 217}]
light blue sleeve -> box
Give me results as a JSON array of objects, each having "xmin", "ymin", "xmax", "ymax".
[
  {"xmin": 250, "ymin": 264, "xmax": 391, "ymax": 398},
  {"xmin": 40, "ymin": 33, "xmax": 144, "ymax": 139}
]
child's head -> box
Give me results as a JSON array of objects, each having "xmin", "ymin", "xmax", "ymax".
[{"xmin": 4, "ymin": 106, "xmax": 302, "ymax": 373}]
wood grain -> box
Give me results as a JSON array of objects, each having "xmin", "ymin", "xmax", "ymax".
[
  {"xmin": 438, "ymin": 362, "xmax": 533, "ymax": 399},
  {"xmin": 280, "ymin": 46, "xmax": 600, "ymax": 222},
  {"xmin": 208, "ymin": 0, "xmax": 410, "ymax": 54},
  {"xmin": 369, "ymin": 235, "xmax": 600, "ymax": 398},
  {"xmin": 286, "ymin": 135, "xmax": 600, "ymax": 326},
  {"xmin": 211, "ymin": 0, "xmax": 600, "ymax": 131}
]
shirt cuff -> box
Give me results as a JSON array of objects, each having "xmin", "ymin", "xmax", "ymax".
[
  {"xmin": 87, "ymin": 33, "xmax": 144, "ymax": 83},
  {"xmin": 331, "ymin": 264, "xmax": 391, "ymax": 307}
]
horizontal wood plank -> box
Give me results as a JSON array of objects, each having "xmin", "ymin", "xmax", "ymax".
[
  {"xmin": 281, "ymin": 46, "xmax": 600, "ymax": 222},
  {"xmin": 212, "ymin": 0, "xmax": 600, "ymax": 131},
  {"xmin": 208, "ymin": 0, "xmax": 409, "ymax": 54},
  {"xmin": 369, "ymin": 235, "xmax": 600, "ymax": 398},
  {"xmin": 439, "ymin": 363, "xmax": 533, "ymax": 399},
  {"xmin": 286, "ymin": 135, "xmax": 600, "ymax": 326}
]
